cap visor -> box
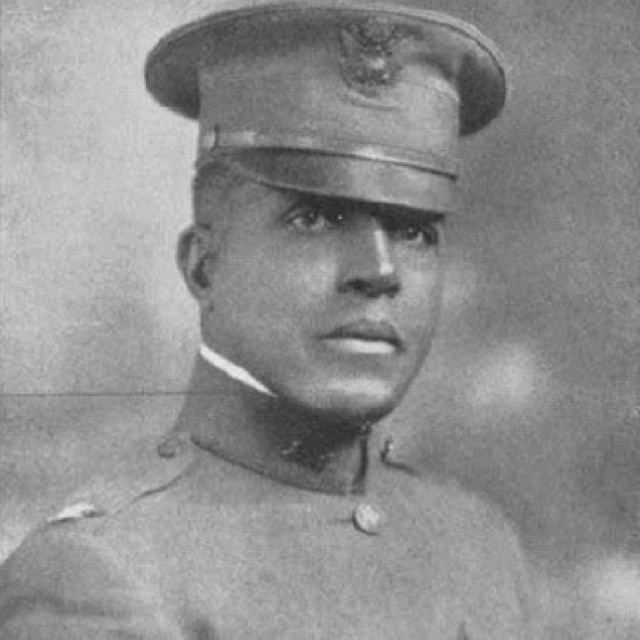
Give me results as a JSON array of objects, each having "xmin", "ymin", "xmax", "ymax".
[{"xmin": 205, "ymin": 149, "xmax": 459, "ymax": 214}]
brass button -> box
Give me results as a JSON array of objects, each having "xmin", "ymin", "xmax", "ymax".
[
  {"xmin": 352, "ymin": 503, "xmax": 384, "ymax": 535},
  {"xmin": 157, "ymin": 436, "xmax": 180, "ymax": 459}
]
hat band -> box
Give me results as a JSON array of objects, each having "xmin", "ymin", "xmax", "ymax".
[
  {"xmin": 195, "ymin": 148, "xmax": 460, "ymax": 213},
  {"xmin": 197, "ymin": 129, "xmax": 460, "ymax": 177}
]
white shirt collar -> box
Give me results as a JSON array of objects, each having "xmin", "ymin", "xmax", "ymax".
[{"xmin": 199, "ymin": 343, "xmax": 276, "ymax": 397}]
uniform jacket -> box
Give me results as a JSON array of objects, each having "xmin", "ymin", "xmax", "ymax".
[{"xmin": 0, "ymin": 360, "xmax": 533, "ymax": 639}]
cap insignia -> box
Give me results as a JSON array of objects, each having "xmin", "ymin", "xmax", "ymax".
[{"xmin": 339, "ymin": 17, "xmax": 405, "ymax": 97}]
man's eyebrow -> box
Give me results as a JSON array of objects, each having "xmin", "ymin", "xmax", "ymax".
[
  {"xmin": 281, "ymin": 192, "xmax": 446, "ymax": 224},
  {"xmin": 375, "ymin": 205, "xmax": 446, "ymax": 225}
]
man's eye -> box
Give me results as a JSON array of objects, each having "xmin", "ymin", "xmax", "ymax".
[
  {"xmin": 391, "ymin": 222, "xmax": 440, "ymax": 247},
  {"xmin": 287, "ymin": 207, "xmax": 343, "ymax": 232}
]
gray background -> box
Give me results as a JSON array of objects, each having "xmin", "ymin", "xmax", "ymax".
[{"xmin": 1, "ymin": 0, "xmax": 639, "ymax": 637}]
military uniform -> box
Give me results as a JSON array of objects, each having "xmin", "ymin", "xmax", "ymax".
[
  {"xmin": 0, "ymin": 2, "xmax": 533, "ymax": 638},
  {"xmin": 0, "ymin": 360, "xmax": 531, "ymax": 639}
]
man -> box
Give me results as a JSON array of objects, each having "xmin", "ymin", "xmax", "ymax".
[{"xmin": 0, "ymin": 1, "xmax": 533, "ymax": 638}]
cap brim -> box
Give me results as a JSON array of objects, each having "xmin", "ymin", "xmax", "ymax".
[{"xmin": 204, "ymin": 149, "xmax": 459, "ymax": 214}]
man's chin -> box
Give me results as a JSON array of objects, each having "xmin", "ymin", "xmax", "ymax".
[{"xmin": 286, "ymin": 377, "xmax": 407, "ymax": 427}]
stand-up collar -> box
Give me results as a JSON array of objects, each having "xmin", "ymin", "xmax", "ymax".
[
  {"xmin": 173, "ymin": 355, "xmax": 374, "ymax": 495},
  {"xmin": 198, "ymin": 343, "xmax": 275, "ymax": 397}
]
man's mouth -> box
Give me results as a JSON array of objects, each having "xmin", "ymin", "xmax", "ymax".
[{"xmin": 321, "ymin": 320, "xmax": 403, "ymax": 355}]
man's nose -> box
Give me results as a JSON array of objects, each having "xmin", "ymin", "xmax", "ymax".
[{"xmin": 337, "ymin": 226, "xmax": 401, "ymax": 298}]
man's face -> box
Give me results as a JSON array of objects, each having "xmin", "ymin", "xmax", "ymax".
[{"xmin": 194, "ymin": 178, "xmax": 445, "ymax": 423}]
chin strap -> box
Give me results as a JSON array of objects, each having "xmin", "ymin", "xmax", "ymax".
[{"xmin": 199, "ymin": 343, "xmax": 276, "ymax": 397}]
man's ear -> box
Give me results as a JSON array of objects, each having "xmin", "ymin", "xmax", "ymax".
[{"xmin": 176, "ymin": 225, "xmax": 218, "ymax": 300}]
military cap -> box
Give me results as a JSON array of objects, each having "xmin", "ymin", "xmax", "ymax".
[{"xmin": 145, "ymin": 0, "xmax": 507, "ymax": 213}]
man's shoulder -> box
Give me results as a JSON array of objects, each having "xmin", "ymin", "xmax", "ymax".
[
  {"xmin": 1, "ymin": 431, "xmax": 195, "ymax": 574},
  {"xmin": 421, "ymin": 471, "xmax": 520, "ymax": 541},
  {"xmin": 379, "ymin": 450, "xmax": 531, "ymax": 584},
  {"xmin": 0, "ymin": 432, "xmax": 195, "ymax": 638},
  {"xmin": 380, "ymin": 448, "xmax": 520, "ymax": 541},
  {"xmin": 413, "ymin": 466, "xmax": 534, "ymax": 628},
  {"xmin": 45, "ymin": 431, "xmax": 195, "ymax": 526}
]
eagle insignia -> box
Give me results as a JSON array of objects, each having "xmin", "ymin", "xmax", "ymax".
[{"xmin": 339, "ymin": 17, "xmax": 404, "ymax": 97}]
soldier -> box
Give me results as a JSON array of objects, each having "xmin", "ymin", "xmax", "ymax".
[{"xmin": 0, "ymin": 1, "xmax": 533, "ymax": 638}]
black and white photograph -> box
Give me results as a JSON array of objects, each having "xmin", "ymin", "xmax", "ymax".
[{"xmin": 1, "ymin": 1, "xmax": 638, "ymax": 638}]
